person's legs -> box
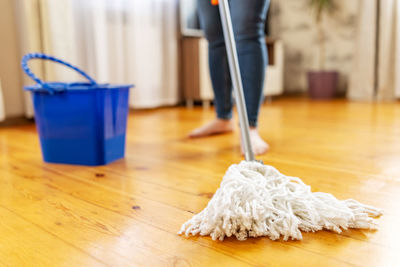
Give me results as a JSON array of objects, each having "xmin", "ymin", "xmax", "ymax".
[
  {"xmin": 189, "ymin": 0, "xmax": 234, "ymax": 138},
  {"xmin": 231, "ymin": 0, "xmax": 270, "ymax": 154},
  {"xmin": 231, "ymin": 0, "xmax": 270, "ymax": 128},
  {"xmin": 190, "ymin": 0, "xmax": 270, "ymax": 155}
]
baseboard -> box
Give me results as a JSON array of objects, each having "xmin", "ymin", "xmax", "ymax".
[{"xmin": 0, "ymin": 116, "xmax": 34, "ymax": 127}]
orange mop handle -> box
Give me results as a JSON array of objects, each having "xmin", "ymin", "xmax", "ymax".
[{"xmin": 211, "ymin": 0, "xmax": 219, "ymax": 5}]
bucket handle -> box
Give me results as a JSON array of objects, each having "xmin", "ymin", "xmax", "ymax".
[{"xmin": 21, "ymin": 53, "xmax": 97, "ymax": 93}]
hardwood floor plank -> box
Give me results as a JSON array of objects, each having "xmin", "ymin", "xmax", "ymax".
[
  {"xmin": 0, "ymin": 168, "xmax": 257, "ymax": 266},
  {"xmin": 0, "ymin": 206, "xmax": 106, "ymax": 267}
]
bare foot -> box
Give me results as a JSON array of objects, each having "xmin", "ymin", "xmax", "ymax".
[
  {"xmin": 241, "ymin": 127, "xmax": 269, "ymax": 155},
  {"xmin": 189, "ymin": 118, "xmax": 234, "ymax": 138}
]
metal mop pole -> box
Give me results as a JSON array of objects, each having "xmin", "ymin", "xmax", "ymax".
[{"xmin": 218, "ymin": 0, "xmax": 255, "ymax": 161}]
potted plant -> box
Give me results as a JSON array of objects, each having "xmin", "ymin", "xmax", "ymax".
[{"xmin": 307, "ymin": 0, "xmax": 338, "ymax": 99}]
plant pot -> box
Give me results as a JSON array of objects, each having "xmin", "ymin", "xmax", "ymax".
[{"xmin": 307, "ymin": 71, "xmax": 338, "ymax": 99}]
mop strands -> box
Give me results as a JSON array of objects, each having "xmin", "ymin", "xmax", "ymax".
[{"xmin": 179, "ymin": 160, "xmax": 382, "ymax": 241}]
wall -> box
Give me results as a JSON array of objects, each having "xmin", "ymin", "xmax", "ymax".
[
  {"xmin": 0, "ymin": 0, "xmax": 26, "ymax": 117},
  {"xmin": 268, "ymin": 0, "xmax": 359, "ymax": 93}
]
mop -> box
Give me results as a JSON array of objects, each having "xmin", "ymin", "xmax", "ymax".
[{"xmin": 179, "ymin": 0, "xmax": 382, "ymax": 241}]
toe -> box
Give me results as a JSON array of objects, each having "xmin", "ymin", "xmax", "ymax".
[{"xmin": 188, "ymin": 130, "xmax": 197, "ymax": 138}]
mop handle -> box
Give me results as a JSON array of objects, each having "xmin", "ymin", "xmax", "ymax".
[{"xmin": 218, "ymin": 0, "xmax": 255, "ymax": 161}]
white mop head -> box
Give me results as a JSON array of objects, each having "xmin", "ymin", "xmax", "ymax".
[{"xmin": 179, "ymin": 161, "xmax": 382, "ymax": 241}]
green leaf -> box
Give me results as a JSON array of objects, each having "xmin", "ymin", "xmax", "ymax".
[{"xmin": 309, "ymin": 0, "xmax": 334, "ymax": 22}]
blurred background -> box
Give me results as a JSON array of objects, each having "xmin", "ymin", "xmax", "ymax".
[{"xmin": 0, "ymin": 0, "xmax": 399, "ymax": 122}]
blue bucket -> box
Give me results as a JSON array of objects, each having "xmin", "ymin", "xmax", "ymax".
[{"xmin": 21, "ymin": 53, "xmax": 134, "ymax": 166}]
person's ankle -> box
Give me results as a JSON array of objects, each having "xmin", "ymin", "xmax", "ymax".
[{"xmin": 217, "ymin": 117, "xmax": 233, "ymax": 123}]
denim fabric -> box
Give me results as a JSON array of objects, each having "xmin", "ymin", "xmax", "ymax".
[{"xmin": 197, "ymin": 0, "xmax": 270, "ymax": 127}]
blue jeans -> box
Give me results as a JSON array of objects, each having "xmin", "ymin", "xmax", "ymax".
[{"xmin": 197, "ymin": 0, "xmax": 269, "ymax": 127}]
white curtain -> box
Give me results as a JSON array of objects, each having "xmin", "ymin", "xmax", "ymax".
[
  {"xmin": 16, "ymin": 0, "xmax": 179, "ymax": 109},
  {"xmin": 348, "ymin": 0, "xmax": 400, "ymax": 101},
  {"xmin": 377, "ymin": 0, "xmax": 400, "ymax": 100}
]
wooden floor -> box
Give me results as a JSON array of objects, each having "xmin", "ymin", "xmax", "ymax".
[{"xmin": 0, "ymin": 97, "xmax": 399, "ymax": 267}]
